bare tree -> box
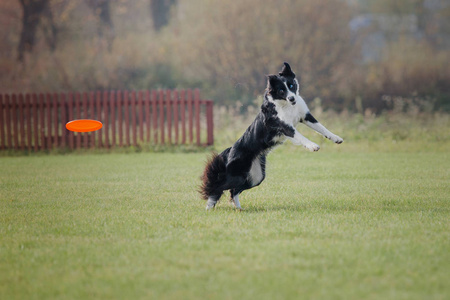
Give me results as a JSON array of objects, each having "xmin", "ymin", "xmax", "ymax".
[
  {"xmin": 149, "ymin": 0, "xmax": 176, "ymax": 31},
  {"xmin": 17, "ymin": 0, "xmax": 57, "ymax": 61},
  {"xmin": 86, "ymin": 0, "xmax": 115, "ymax": 50}
]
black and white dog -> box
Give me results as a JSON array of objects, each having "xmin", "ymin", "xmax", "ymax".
[{"xmin": 200, "ymin": 62, "xmax": 343, "ymax": 210}]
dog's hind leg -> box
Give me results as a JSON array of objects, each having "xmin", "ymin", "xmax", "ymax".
[
  {"xmin": 206, "ymin": 195, "xmax": 221, "ymax": 210},
  {"xmin": 302, "ymin": 112, "xmax": 343, "ymax": 144},
  {"xmin": 230, "ymin": 189, "xmax": 243, "ymax": 210},
  {"xmin": 232, "ymin": 193, "xmax": 242, "ymax": 211}
]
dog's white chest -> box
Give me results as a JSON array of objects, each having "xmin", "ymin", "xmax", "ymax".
[
  {"xmin": 275, "ymin": 103, "xmax": 302, "ymax": 126},
  {"xmin": 248, "ymin": 157, "xmax": 264, "ymax": 186}
]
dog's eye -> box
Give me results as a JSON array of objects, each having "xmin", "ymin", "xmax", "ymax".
[
  {"xmin": 279, "ymin": 89, "xmax": 285, "ymax": 95},
  {"xmin": 289, "ymin": 84, "xmax": 294, "ymax": 89}
]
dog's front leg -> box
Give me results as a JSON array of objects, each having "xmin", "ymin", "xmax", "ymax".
[
  {"xmin": 302, "ymin": 112, "xmax": 343, "ymax": 144},
  {"xmin": 283, "ymin": 125, "xmax": 320, "ymax": 152}
]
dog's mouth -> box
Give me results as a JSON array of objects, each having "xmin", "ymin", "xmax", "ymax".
[{"xmin": 291, "ymin": 101, "xmax": 296, "ymax": 105}]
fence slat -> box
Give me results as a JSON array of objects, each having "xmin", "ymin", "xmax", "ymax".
[
  {"xmin": 32, "ymin": 94, "xmax": 38, "ymax": 151},
  {"xmin": 207, "ymin": 101, "xmax": 214, "ymax": 146},
  {"xmin": 110, "ymin": 91, "xmax": 116, "ymax": 147},
  {"xmin": 12, "ymin": 94, "xmax": 19, "ymax": 150},
  {"xmin": 46, "ymin": 93, "xmax": 52, "ymax": 149},
  {"xmin": 159, "ymin": 90, "xmax": 164, "ymax": 144},
  {"xmin": 145, "ymin": 90, "xmax": 150, "ymax": 143},
  {"xmin": 83, "ymin": 92, "xmax": 88, "ymax": 148},
  {"xmin": 75, "ymin": 93, "xmax": 81, "ymax": 149},
  {"xmin": 166, "ymin": 90, "xmax": 172, "ymax": 144},
  {"xmin": 18, "ymin": 94, "xmax": 25, "ymax": 150},
  {"xmin": 138, "ymin": 91, "xmax": 143, "ymax": 143},
  {"xmin": 25, "ymin": 94, "xmax": 32, "ymax": 150},
  {"xmin": 194, "ymin": 89, "xmax": 201, "ymax": 146},
  {"xmin": 0, "ymin": 95, "xmax": 4, "ymax": 149},
  {"xmin": 130, "ymin": 91, "xmax": 136, "ymax": 146},
  {"xmin": 152, "ymin": 90, "xmax": 157, "ymax": 143},
  {"xmin": 60, "ymin": 93, "xmax": 66, "ymax": 149},
  {"xmin": 180, "ymin": 90, "xmax": 186, "ymax": 144},
  {"xmin": 53, "ymin": 93, "xmax": 58, "ymax": 148},
  {"xmin": 39, "ymin": 94, "xmax": 45, "ymax": 150},
  {"xmin": 118, "ymin": 91, "xmax": 123, "ymax": 147},
  {"xmin": 67, "ymin": 93, "xmax": 74, "ymax": 150},
  {"xmin": 173, "ymin": 90, "xmax": 179, "ymax": 144},
  {"xmin": 124, "ymin": 91, "xmax": 130, "ymax": 146},
  {"xmin": 5, "ymin": 95, "xmax": 12, "ymax": 148},
  {"xmin": 89, "ymin": 92, "xmax": 95, "ymax": 148},
  {"xmin": 187, "ymin": 89, "xmax": 193, "ymax": 144},
  {"xmin": 96, "ymin": 91, "xmax": 102, "ymax": 148},
  {"xmin": 103, "ymin": 91, "xmax": 109, "ymax": 148}
]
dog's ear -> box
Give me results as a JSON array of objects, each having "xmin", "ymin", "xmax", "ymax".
[
  {"xmin": 279, "ymin": 62, "xmax": 295, "ymax": 78},
  {"xmin": 266, "ymin": 74, "xmax": 279, "ymax": 89}
]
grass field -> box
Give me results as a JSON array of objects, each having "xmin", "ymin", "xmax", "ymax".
[{"xmin": 1, "ymin": 143, "xmax": 449, "ymax": 299}]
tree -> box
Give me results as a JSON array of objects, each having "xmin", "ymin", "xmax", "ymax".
[
  {"xmin": 149, "ymin": 0, "xmax": 176, "ymax": 31},
  {"xmin": 17, "ymin": 0, "xmax": 57, "ymax": 61},
  {"xmin": 86, "ymin": 0, "xmax": 114, "ymax": 50}
]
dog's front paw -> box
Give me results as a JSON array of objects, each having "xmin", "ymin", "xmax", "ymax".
[
  {"xmin": 305, "ymin": 142, "xmax": 320, "ymax": 152},
  {"xmin": 332, "ymin": 135, "xmax": 343, "ymax": 144}
]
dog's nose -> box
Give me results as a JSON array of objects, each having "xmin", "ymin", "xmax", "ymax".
[{"xmin": 288, "ymin": 96, "xmax": 295, "ymax": 103}]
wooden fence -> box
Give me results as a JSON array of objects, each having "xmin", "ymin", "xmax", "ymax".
[{"xmin": 0, "ymin": 89, "xmax": 214, "ymax": 151}]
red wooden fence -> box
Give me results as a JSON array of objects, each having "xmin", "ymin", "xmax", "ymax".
[{"xmin": 0, "ymin": 89, "xmax": 214, "ymax": 151}]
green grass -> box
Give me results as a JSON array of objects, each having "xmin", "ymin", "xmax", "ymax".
[{"xmin": 1, "ymin": 147, "xmax": 449, "ymax": 300}]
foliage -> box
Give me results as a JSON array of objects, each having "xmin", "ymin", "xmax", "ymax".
[{"xmin": 0, "ymin": 0, "xmax": 449, "ymax": 111}]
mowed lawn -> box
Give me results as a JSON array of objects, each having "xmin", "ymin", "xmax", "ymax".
[{"xmin": 1, "ymin": 149, "xmax": 449, "ymax": 299}]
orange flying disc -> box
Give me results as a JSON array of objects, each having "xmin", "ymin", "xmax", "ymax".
[{"xmin": 66, "ymin": 119, "xmax": 103, "ymax": 132}]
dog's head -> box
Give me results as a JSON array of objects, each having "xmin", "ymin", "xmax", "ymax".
[{"xmin": 266, "ymin": 62, "xmax": 299, "ymax": 105}]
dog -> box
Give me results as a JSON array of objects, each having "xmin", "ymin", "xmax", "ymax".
[{"xmin": 200, "ymin": 62, "xmax": 343, "ymax": 210}]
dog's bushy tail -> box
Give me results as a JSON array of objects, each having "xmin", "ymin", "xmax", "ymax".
[{"xmin": 199, "ymin": 152, "xmax": 227, "ymax": 200}]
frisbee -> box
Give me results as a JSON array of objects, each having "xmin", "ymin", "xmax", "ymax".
[{"xmin": 66, "ymin": 119, "xmax": 103, "ymax": 132}]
